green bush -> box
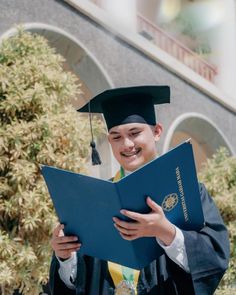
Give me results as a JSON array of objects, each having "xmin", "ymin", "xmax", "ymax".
[
  {"xmin": 0, "ymin": 29, "xmax": 103, "ymax": 294},
  {"xmin": 199, "ymin": 148, "xmax": 236, "ymax": 292}
]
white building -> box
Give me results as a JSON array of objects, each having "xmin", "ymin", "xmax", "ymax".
[{"xmin": 0, "ymin": 0, "xmax": 235, "ymax": 178}]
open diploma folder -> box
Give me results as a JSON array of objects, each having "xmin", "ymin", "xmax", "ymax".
[{"xmin": 41, "ymin": 141, "xmax": 204, "ymax": 269}]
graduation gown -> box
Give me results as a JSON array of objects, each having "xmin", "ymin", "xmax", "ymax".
[{"xmin": 49, "ymin": 184, "xmax": 230, "ymax": 295}]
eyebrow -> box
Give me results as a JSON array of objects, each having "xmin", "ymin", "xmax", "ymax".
[{"xmin": 109, "ymin": 127, "xmax": 141, "ymax": 135}]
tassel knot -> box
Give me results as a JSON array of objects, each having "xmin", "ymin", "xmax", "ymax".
[{"xmin": 90, "ymin": 141, "xmax": 102, "ymax": 165}]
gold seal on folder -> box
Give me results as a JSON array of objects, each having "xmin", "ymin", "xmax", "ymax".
[{"xmin": 162, "ymin": 193, "xmax": 178, "ymax": 211}]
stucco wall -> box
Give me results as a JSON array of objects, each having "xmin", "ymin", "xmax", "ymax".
[{"xmin": 0, "ymin": 0, "xmax": 235, "ymax": 155}]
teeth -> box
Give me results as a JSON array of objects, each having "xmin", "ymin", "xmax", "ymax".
[{"xmin": 122, "ymin": 150, "xmax": 140, "ymax": 156}]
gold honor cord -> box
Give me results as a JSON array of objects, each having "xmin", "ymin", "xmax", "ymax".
[{"xmin": 108, "ymin": 167, "xmax": 140, "ymax": 294}]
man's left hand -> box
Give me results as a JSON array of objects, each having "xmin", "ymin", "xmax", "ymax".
[{"xmin": 113, "ymin": 196, "xmax": 176, "ymax": 246}]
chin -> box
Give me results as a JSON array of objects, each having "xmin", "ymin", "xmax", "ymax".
[{"xmin": 122, "ymin": 159, "xmax": 144, "ymax": 172}]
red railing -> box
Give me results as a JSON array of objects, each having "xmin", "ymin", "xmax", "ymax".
[
  {"xmin": 90, "ymin": 1, "xmax": 217, "ymax": 82},
  {"xmin": 137, "ymin": 14, "xmax": 217, "ymax": 82}
]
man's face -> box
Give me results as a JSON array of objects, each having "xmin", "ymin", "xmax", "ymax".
[{"xmin": 108, "ymin": 122, "xmax": 162, "ymax": 172}]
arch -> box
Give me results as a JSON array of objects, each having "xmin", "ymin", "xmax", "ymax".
[
  {"xmin": 163, "ymin": 113, "xmax": 233, "ymax": 172},
  {"xmin": 0, "ymin": 23, "xmax": 117, "ymax": 178}
]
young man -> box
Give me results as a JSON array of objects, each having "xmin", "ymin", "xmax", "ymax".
[{"xmin": 49, "ymin": 86, "xmax": 229, "ymax": 295}]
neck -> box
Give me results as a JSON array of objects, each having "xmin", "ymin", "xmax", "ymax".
[{"xmin": 121, "ymin": 154, "xmax": 159, "ymax": 175}]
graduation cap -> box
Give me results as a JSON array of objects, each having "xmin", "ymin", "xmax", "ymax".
[{"xmin": 78, "ymin": 85, "xmax": 170, "ymax": 165}]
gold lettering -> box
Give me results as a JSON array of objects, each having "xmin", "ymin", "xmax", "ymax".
[{"xmin": 175, "ymin": 167, "xmax": 189, "ymax": 222}]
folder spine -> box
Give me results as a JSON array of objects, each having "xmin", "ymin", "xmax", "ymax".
[{"xmin": 114, "ymin": 182, "xmax": 141, "ymax": 268}]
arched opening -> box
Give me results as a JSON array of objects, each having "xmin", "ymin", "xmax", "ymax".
[
  {"xmin": 164, "ymin": 113, "xmax": 233, "ymax": 172},
  {"xmin": 1, "ymin": 24, "xmax": 116, "ymax": 179}
]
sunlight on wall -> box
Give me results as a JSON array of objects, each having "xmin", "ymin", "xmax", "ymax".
[
  {"xmin": 101, "ymin": 0, "xmax": 137, "ymax": 31},
  {"xmin": 157, "ymin": 0, "xmax": 182, "ymax": 23}
]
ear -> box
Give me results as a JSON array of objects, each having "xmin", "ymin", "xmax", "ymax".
[
  {"xmin": 153, "ymin": 123, "xmax": 163, "ymax": 142},
  {"xmin": 107, "ymin": 133, "xmax": 112, "ymax": 144}
]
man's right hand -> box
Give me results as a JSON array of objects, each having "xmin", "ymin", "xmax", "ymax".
[{"xmin": 51, "ymin": 224, "xmax": 81, "ymax": 260}]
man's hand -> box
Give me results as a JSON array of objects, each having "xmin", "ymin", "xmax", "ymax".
[
  {"xmin": 51, "ymin": 224, "xmax": 81, "ymax": 260},
  {"xmin": 113, "ymin": 197, "xmax": 176, "ymax": 246}
]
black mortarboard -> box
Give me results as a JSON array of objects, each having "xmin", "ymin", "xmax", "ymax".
[{"xmin": 78, "ymin": 85, "xmax": 170, "ymax": 165}]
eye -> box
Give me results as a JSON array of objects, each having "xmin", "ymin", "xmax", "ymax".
[
  {"xmin": 112, "ymin": 135, "xmax": 121, "ymax": 140},
  {"xmin": 131, "ymin": 131, "xmax": 141, "ymax": 136}
]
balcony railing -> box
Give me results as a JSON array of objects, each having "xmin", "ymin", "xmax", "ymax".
[
  {"xmin": 137, "ymin": 14, "xmax": 217, "ymax": 82},
  {"xmin": 90, "ymin": 0, "xmax": 217, "ymax": 82}
]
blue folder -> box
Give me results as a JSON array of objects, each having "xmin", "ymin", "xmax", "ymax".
[{"xmin": 41, "ymin": 141, "xmax": 204, "ymax": 269}]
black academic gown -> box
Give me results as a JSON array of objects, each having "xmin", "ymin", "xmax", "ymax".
[{"xmin": 49, "ymin": 184, "xmax": 230, "ymax": 295}]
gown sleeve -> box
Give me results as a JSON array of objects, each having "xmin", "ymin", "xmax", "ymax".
[
  {"xmin": 49, "ymin": 252, "xmax": 87, "ymax": 295},
  {"xmin": 182, "ymin": 183, "xmax": 230, "ymax": 295},
  {"xmin": 49, "ymin": 254, "xmax": 76, "ymax": 295}
]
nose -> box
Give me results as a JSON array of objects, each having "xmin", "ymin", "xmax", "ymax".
[{"xmin": 123, "ymin": 137, "xmax": 135, "ymax": 149}]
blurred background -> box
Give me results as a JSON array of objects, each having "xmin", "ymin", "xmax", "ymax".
[
  {"xmin": 0, "ymin": 1, "xmax": 235, "ymax": 294},
  {"xmin": 1, "ymin": 0, "xmax": 235, "ymax": 178}
]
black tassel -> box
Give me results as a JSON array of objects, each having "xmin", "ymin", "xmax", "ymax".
[
  {"xmin": 88, "ymin": 99, "xmax": 102, "ymax": 165},
  {"xmin": 90, "ymin": 141, "xmax": 102, "ymax": 165}
]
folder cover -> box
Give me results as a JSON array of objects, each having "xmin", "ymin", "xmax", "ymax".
[{"xmin": 41, "ymin": 141, "xmax": 204, "ymax": 269}]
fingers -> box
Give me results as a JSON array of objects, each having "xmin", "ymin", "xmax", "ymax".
[
  {"xmin": 51, "ymin": 235, "xmax": 80, "ymax": 251},
  {"xmin": 113, "ymin": 217, "xmax": 139, "ymax": 241},
  {"xmin": 119, "ymin": 210, "xmax": 144, "ymax": 222},
  {"xmin": 119, "ymin": 197, "xmax": 162, "ymax": 221},
  {"xmin": 114, "ymin": 224, "xmax": 139, "ymax": 241},
  {"xmin": 52, "ymin": 224, "xmax": 78, "ymax": 243},
  {"xmin": 113, "ymin": 197, "xmax": 164, "ymax": 241},
  {"xmin": 53, "ymin": 223, "xmax": 64, "ymax": 238},
  {"xmin": 146, "ymin": 197, "xmax": 162, "ymax": 212},
  {"xmin": 54, "ymin": 235, "xmax": 78, "ymax": 245},
  {"xmin": 113, "ymin": 222, "xmax": 138, "ymax": 236},
  {"xmin": 51, "ymin": 224, "xmax": 81, "ymax": 260},
  {"xmin": 56, "ymin": 244, "xmax": 82, "ymax": 260},
  {"xmin": 56, "ymin": 241, "xmax": 81, "ymax": 251},
  {"xmin": 113, "ymin": 217, "xmax": 138, "ymax": 230},
  {"xmin": 119, "ymin": 232, "xmax": 137, "ymax": 241}
]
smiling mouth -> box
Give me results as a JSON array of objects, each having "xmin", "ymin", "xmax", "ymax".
[{"xmin": 121, "ymin": 148, "xmax": 141, "ymax": 157}]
